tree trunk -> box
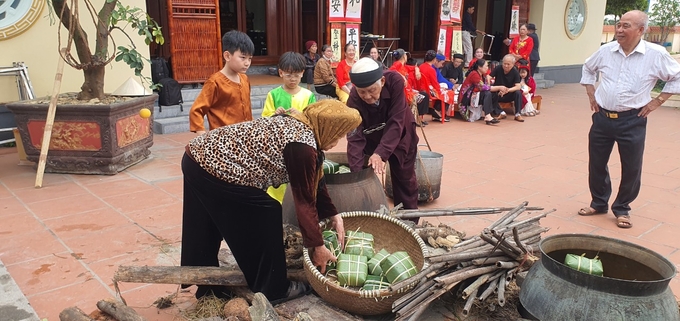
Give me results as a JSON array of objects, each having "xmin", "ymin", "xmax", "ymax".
[
  {"xmin": 96, "ymin": 298, "xmax": 146, "ymax": 321},
  {"xmin": 78, "ymin": 64, "xmax": 106, "ymax": 100},
  {"xmin": 113, "ymin": 265, "xmax": 307, "ymax": 286}
]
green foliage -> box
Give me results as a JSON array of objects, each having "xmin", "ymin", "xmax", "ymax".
[
  {"xmin": 653, "ymin": 80, "xmax": 667, "ymax": 93},
  {"xmin": 109, "ymin": 1, "xmax": 164, "ymax": 87},
  {"xmin": 605, "ymin": 0, "xmax": 649, "ymax": 22},
  {"xmin": 649, "ymin": 0, "xmax": 680, "ymax": 45}
]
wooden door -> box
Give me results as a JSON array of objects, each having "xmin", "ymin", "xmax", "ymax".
[{"xmin": 166, "ymin": 0, "xmax": 223, "ymax": 83}]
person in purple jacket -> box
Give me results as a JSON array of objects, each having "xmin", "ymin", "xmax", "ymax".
[{"xmin": 345, "ymin": 57, "xmax": 419, "ymax": 218}]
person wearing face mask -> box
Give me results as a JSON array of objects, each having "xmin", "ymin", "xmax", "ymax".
[
  {"xmin": 181, "ymin": 100, "xmax": 361, "ymax": 303},
  {"xmin": 345, "ymin": 58, "xmax": 420, "ymax": 220}
]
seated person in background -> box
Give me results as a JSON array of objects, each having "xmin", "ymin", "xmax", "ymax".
[
  {"xmin": 390, "ymin": 48, "xmax": 428, "ymax": 126},
  {"xmin": 302, "ymin": 40, "xmax": 320, "ymax": 86},
  {"xmin": 518, "ymin": 64, "xmax": 538, "ymax": 116},
  {"xmin": 441, "ymin": 53, "xmax": 465, "ymax": 91},
  {"xmin": 489, "ymin": 54, "xmax": 525, "ymax": 122},
  {"xmin": 369, "ymin": 47, "xmax": 387, "ymax": 70},
  {"xmin": 262, "ymin": 52, "xmax": 317, "ymax": 203},
  {"xmin": 419, "ymin": 50, "xmax": 449, "ymax": 122},
  {"xmin": 468, "ymin": 48, "xmax": 486, "ymax": 70},
  {"xmin": 435, "ymin": 53, "xmax": 454, "ymax": 90},
  {"xmin": 335, "ymin": 43, "xmax": 357, "ymax": 102},
  {"xmin": 190, "ymin": 30, "xmax": 255, "ymax": 134},
  {"xmin": 459, "ymin": 59, "xmax": 502, "ymax": 124},
  {"xmin": 313, "ymin": 44, "xmax": 348, "ymax": 102}
]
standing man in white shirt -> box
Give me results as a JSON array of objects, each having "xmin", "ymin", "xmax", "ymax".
[{"xmin": 578, "ymin": 10, "xmax": 680, "ymax": 228}]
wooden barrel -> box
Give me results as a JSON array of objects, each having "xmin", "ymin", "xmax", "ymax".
[
  {"xmin": 282, "ymin": 152, "xmax": 387, "ymax": 226},
  {"xmin": 519, "ymin": 234, "xmax": 679, "ymax": 321}
]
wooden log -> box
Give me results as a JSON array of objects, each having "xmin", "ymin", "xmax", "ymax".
[
  {"xmin": 59, "ymin": 307, "xmax": 92, "ymax": 321},
  {"xmin": 113, "ymin": 266, "xmax": 306, "ymax": 286},
  {"xmin": 462, "ymin": 271, "xmax": 494, "ymax": 299},
  {"xmin": 496, "ymin": 261, "xmax": 520, "ymax": 269},
  {"xmin": 497, "ymin": 276, "xmax": 507, "ymax": 307},
  {"xmin": 428, "ymin": 247, "xmax": 501, "ymax": 263},
  {"xmin": 389, "ymin": 262, "xmax": 443, "ymax": 293},
  {"xmin": 486, "ymin": 201, "xmax": 528, "ymax": 231},
  {"xmin": 471, "ymin": 255, "xmax": 512, "ymax": 266},
  {"xmin": 434, "ymin": 265, "xmax": 498, "ymax": 286},
  {"xmin": 462, "ymin": 288, "xmax": 479, "ymax": 317},
  {"xmin": 394, "ymin": 206, "xmax": 544, "ymax": 218},
  {"xmin": 478, "ymin": 274, "xmax": 500, "ymax": 301},
  {"xmin": 96, "ymin": 298, "xmax": 146, "ymax": 321}
]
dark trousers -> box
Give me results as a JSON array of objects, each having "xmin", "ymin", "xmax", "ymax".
[
  {"xmin": 588, "ymin": 110, "xmax": 647, "ymax": 216},
  {"xmin": 480, "ymin": 91, "xmax": 502, "ymax": 116},
  {"xmin": 492, "ymin": 90, "xmax": 523, "ymax": 115},
  {"xmin": 180, "ymin": 154, "xmax": 290, "ymax": 300},
  {"xmin": 417, "ymin": 91, "xmax": 429, "ymax": 116},
  {"xmin": 530, "ymin": 60, "xmax": 539, "ymax": 77},
  {"xmin": 314, "ymin": 84, "xmax": 338, "ymax": 98},
  {"xmin": 430, "ymin": 100, "xmax": 449, "ymax": 118},
  {"xmin": 387, "ymin": 141, "xmax": 419, "ymax": 210}
]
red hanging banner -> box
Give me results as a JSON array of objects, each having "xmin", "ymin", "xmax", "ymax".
[
  {"xmin": 329, "ymin": 0, "xmax": 345, "ymax": 22},
  {"xmin": 345, "ymin": 0, "xmax": 362, "ymax": 22}
]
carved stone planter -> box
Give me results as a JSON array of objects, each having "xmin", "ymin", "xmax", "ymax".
[{"xmin": 7, "ymin": 94, "xmax": 157, "ymax": 175}]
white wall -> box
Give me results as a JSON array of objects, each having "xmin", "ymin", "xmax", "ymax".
[
  {"xmin": 530, "ymin": 0, "xmax": 607, "ymax": 66},
  {"xmin": 0, "ymin": 0, "xmax": 152, "ymax": 102}
]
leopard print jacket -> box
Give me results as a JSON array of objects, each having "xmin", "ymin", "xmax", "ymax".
[{"xmin": 187, "ymin": 116, "xmax": 317, "ymax": 190}]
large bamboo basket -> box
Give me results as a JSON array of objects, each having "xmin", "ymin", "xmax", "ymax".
[{"xmin": 302, "ymin": 211, "xmax": 429, "ymax": 315}]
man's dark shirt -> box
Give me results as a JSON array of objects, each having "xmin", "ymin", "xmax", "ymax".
[
  {"xmin": 490, "ymin": 65, "xmax": 520, "ymax": 88},
  {"xmin": 528, "ymin": 33, "xmax": 540, "ymax": 61},
  {"xmin": 462, "ymin": 12, "xmax": 476, "ymax": 33},
  {"xmin": 441, "ymin": 62, "xmax": 464, "ymax": 84}
]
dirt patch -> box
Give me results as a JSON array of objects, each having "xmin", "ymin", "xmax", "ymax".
[{"xmin": 27, "ymin": 93, "xmax": 137, "ymax": 105}]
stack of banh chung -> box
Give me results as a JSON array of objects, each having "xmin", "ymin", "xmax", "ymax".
[
  {"xmin": 322, "ymin": 229, "xmax": 419, "ymax": 290},
  {"xmin": 322, "ymin": 159, "xmax": 351, "ymax": 174}
]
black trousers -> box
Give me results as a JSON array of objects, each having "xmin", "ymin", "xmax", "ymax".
[
  {"xmin": 180, "ymin": 154, "xmax": 290, "ymax": 300},
  {"xmin": 429, "ymin": 100, "xmax": 449, "ymax": 117},
  {"xmin": 588, "ymin": 109, "xmax": 647, "ymax": 216},
  {"xmin": 314, "ymin": 84, "xmax": 338, "ymax": 98},
  {"xmin": 492, "ymin": 90, "xmax": 523, "ymax": 115},
  {"xmin": 530, "ymin": 60, "xmax": 539, "ymax": 77},
  {"xmin": 417, "ymin": 91, "xmax": 429, "ymax": 116},
  {"xmin": 479, "ymin": 91, "xmax": 502, "ymax": 116}
]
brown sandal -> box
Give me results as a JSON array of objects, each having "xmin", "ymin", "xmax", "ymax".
[
  {"xmin": 578, "ymin": 207, "xmax": 607, "ymax": 216},
  {"xmin": 616, "ymin": 215, "xmax": 633, "ymax": 229}
]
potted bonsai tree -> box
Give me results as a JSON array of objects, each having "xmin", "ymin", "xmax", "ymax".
[{"xmin": 7, "ymin": 0, "xmax": 165, "ymax": 174}]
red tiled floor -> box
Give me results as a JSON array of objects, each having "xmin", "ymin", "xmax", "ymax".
[{"xmin": 1, "ymin": 82, "xmax": 679, "ymax": 319}]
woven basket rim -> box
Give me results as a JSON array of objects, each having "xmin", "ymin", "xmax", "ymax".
[{"xmin": 303, "ymin": 211, "xmax": 429, "ymax": 299}]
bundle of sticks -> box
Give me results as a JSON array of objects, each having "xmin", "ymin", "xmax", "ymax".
[{"xmin": 390, "ymin": 201, "xmax": 555, "ymax": 320}]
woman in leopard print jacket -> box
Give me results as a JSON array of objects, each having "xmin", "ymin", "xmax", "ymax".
[{"xmin": 181, "ymin": 100, "xmax": 361, "ymax": 304}]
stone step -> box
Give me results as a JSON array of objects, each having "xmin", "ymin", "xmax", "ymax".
[
  {"xmin": 535, "ymin": 79, "xmax": 555, "ymax": 89},
  {"xmin": 533, "ymin": 72, "xmax": 544, "ymax": 80}
]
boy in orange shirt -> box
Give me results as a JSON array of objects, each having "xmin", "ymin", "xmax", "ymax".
[{"xmin": 189, "ymin": 31, "xmax": 255, "ymax": 134}]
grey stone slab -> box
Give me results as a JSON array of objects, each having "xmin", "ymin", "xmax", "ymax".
[{"xmin": 0, "ymin": 260, "xmax": 40, "ymax": 321}]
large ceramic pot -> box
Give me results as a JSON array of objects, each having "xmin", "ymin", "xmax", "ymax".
[
  {"xmin": 519, "ymin": 234, "xmax": 679, "ymax": 321},
  {"xmin": 282, "ymin": 152, "xmax": 387, "ymax": 226},
  {"xmin": 7, "ymin": 94, "xmax": 156, "ymax": 175}
]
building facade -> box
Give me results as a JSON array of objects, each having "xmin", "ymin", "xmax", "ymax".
[{"xmin": 0, "ymin": 0, "xmax": 606, "ymax": 102}]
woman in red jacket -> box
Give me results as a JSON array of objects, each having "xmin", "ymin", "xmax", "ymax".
[
  {"xmin": 509, "ymin": 24, "xmax": 534, "ymax": 65},
  {"xmin": 335, "ymin": 43, "xmax": 357, "ymax": 102},
  {"xmin": 459, "ymin": 59, "xmax": 502, "ymax": 124},
  {"xmin": 390, "ymin": 49, "xmax": 428, "ymax": 126},
  {"xmin": 418, "ymin": 50, "xmax": 449, "ymax": 122}
]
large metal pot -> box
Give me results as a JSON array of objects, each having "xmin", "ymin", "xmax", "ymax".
[
  {"xmin": 519, "ymin": 234, "xmax": 679, "ymax": 321},
  {"xmin": 282, "ymin": 152, "xmax": 387, "ymax": 226},
  {"xmin": 385, "ymin": 150, "xmax": 443, "ymax": 202}
]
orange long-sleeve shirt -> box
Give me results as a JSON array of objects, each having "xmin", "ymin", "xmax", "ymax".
[{"xmin": 189, "ymin": 71, "xmax": 252, "ymax": 132}]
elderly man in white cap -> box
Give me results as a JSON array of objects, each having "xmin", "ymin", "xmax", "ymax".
[{"xmin": 345, "ymin": 57, "xmax": 420, "ymax": 220}]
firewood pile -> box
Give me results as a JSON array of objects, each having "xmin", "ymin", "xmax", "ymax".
[{"xmin": 391, "ymin": 201, "xmax": 554, "ymax": 320}]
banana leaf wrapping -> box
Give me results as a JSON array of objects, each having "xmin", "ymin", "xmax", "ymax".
[
  {"xmin": 361, "ymin": 274, "xmax": 391, "ymax": 291},
  {"xmin": 367, "ymin": 248, "xmax": 391, "ymax": 276},
  {"xmin": 564, "ymin": 253, "xmax": 604, "ymax": 276},
  {"xmin": 337, "ymin": 254, "xmax": 368, "ymax": 287},
  {"xmin": 380, "ymin": 251, "xmax": 419, "ymax": 283},
  {"xmin": 344, "ymin": 231, "xmax": 375, "ymax": 259},
  {"xmin": 323, "ymin": 230, "xmax": 341, "ymax": 269},
  {"xmin": 323, "ymin": 160, "xmax": 340, "ymax": 174}
]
